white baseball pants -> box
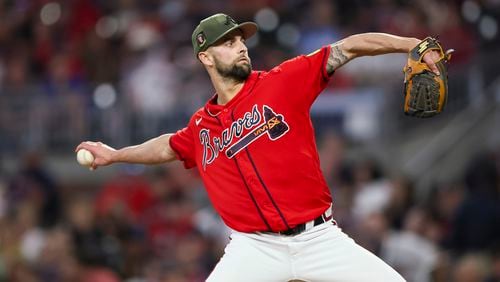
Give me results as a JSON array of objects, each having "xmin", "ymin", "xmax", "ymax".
[{"xmin": 207, "ymin": 221, "xmax": 405, "ymax": 282}]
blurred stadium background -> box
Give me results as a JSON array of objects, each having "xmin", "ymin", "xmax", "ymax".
[{"xmin": 0, "ymin": 0, "xmax": 499, "ymax": 281}]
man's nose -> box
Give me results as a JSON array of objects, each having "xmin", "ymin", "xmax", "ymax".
[{"xmin": 237, "ymin": 40, "xmax": 248, "ymax": 53}]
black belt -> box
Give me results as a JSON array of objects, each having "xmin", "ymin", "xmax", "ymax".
[{"xmin": 277, "ymin": 212, "xmax": 333, "ymax": 236}]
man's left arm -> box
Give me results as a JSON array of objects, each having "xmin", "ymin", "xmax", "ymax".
[{"xmin": 326, "ymin": 32, "xmax": 441, "ymax": 75}]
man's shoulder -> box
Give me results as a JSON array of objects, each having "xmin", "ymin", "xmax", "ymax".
[{"xmin": 263, "ymin": 48, "xmax": 328, "ymax": 75}]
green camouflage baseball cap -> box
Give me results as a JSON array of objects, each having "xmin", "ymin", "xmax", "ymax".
[{"xmin": 192, "ymin": 13, "xmax": 258, "ymax": 56}]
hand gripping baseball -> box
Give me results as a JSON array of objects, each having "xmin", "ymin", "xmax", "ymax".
[{"xmin": 75, "ymin": 141, "xmax": 116, "ymax": 170}]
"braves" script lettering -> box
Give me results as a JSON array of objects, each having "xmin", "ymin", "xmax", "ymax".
[
  {"xmin": 199, "ymin": 105, "xmax": 290, "ymax": 170},
  {"xmin": 200, "ymin": 105, "xmax": 261, "ymax": 170}
]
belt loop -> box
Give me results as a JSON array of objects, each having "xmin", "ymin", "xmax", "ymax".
[
  {"xmin": 305, "ymin": 221, "xmax": 314, "ymax": 230},
  {"xmin": 325, "ymin": 203, "xmax": 333, "ymax": 217}
]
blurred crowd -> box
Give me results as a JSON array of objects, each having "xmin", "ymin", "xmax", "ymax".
[
  {"xmin": 0, "ymin": 0, "xmax": 499, "ymax": 282},
  {"xmin": 319, "ymin": 133, "xmax": 500, "ymax": 282},
  {"xmin": 0, "ymin": 133, "xmax": 499, "ymax": 282},
  {"xmin": 0, "ymin": 153, "xmax": 225, "ymax": 282}
]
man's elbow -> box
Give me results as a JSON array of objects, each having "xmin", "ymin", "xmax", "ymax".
[
  {"xmin": 156, "ymin": 134, "xmax": 177, "ymax": 163},
  {"xmin": 162, "ymin": 148, "xmax": 177, "ymax": 163}
]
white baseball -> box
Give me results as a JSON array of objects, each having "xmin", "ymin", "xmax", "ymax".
[{"xmin": 76, "ymin": 149, "xmax": 95, "ymax": 167}]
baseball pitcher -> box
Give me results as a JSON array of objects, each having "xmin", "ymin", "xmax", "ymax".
[{"xmin": 77, "ymin": 13, "xmax": 450, "ymax": 282}]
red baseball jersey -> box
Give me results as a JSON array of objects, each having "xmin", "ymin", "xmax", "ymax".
[{"xmin": 170, "ymin": 46, "xmax": 333, "ymax": 232}]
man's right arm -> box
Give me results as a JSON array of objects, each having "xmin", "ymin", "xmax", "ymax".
[{"xmin": 75, "ymin": 133, "xmax": 177, "ymax": 170}]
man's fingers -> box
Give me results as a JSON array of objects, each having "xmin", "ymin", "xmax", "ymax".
[
  {"xmin": 75, "ymin": 142, "xmax": 89, "ymax": 152},
  {"xmin": 425, "ymin": 61, "xmax": 439, "ymax": 75},
  {"xmin": 89, "ymin": 160, "xmax": 99, "ymax": 171},
  {"xmin": 423, "ymin": 52, "xmax": 440, "ymax": 75},
  {"xmin": 430, "ymin": 64, "xmax": 440, "ymax": 76},
  {"xmin": 75, "ymin": 141, "xmax": 101, "ymax": 153}
]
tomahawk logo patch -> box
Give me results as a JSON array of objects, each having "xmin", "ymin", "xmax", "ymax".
[
  {"xmin": 225, "ymin": 106, "xmax": 289, "ymax": 158},
  {"xmin": 199, "ymin": 105, "xmax": 289, "ymax": 170}
]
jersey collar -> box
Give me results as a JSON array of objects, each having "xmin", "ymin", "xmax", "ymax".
[{"xmin": 205, "ymin": 71, "xmax": 260, "ymax": 117}]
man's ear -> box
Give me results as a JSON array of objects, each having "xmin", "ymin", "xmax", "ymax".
[{"xmin": 198, "ymin": 51, "xmax": 213, "ymax": 66}]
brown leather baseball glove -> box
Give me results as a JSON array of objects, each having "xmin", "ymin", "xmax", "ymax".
[{"xmin": 403, "ymin": 37, "xmax": 453, "ymax": 118}]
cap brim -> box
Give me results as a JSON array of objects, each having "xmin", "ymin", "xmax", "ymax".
[
  {"xmin": 209, "ymin": 22, "xmax": 258, "ymax": 48},
  {"xmin": 237, "ymin": 22, "xmax": 258, "ymax": 40}
]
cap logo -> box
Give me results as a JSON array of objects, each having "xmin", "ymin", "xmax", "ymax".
[
  {"xmin": 225, "ymin": 15, "xmax": 237, "ymax": 26},
  {"xmin": 196, "ymin": 32, "xmax": 206, "ymax": 46}
]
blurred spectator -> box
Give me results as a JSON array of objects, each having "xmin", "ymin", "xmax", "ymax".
[
  {"xmin": 445, "ymin": 152, "xmax": 500, "ymax": 254},
  {"xmin": 487, "ymin": 248, "xmax": 500, "ymax": 282},
  {"xmin": 347, "ymin": 157, "xmax": 392, "ymax": 253},
  {"xmin": 65, "ymin": 194, "xmax": 124, "ymax": 273},
  {"xmin": 319, "ymin": 132, "xmax": 348, "ymax": 188},
  {"xmin": 427, "ymin": 182, "xmax": 465, "ymax": 245},
  {"xmin": 6, "ymin": 152, "xmax": 61, "ymax": 228},
  {"xmin": 0, "ymin": 54, "xmax": 42, "ymax": 151},
  {"xmin": 95, "ymin": 169, "xmax": 154, "ymax": 222},
  {"xmin": 41, "ymin": 50, "xmax": 89, "ymax": 147},
  {"xmin": 452, "ymin": 254, "xmax": 491, "ymax": 282},
  {"xmin": 141, "ymin": 183, "xmax": 196, "ymax": 258},
  {"xmin": 296, "ymin": 0, "xmax": 341, "ymax": 54},
  {"xmin": 384, "ymin": 176, "xmax": 414, "ymax": 230},
  {"xmin": 351, "ymin": 158, "xmax": 388, "ymax": 222},
  {"xmin": 388, "ymin": 4, "xmax": 429, "ymax": 38},
  {"xmin": 36, "ymin": 227, "xmax": 77, "ymax": 281},
  {"xmin": 122, "ymin": 44, "xmax": 181, "ymax": 137},
  {"xmin": 0, "ymin": 176, "xmax": 6, "ymax": 219},
  {"xmin": 415, "ymin": 1, "xmax": 477, "ymax": 66},
  {"xmin": 381, "ymin": 207, "xmax": 439, "ymax": 282}
]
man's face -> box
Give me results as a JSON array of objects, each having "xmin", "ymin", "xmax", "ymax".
[{"xmin": 207, "ymin": 31, "xmax": 252, "ymax": 81}]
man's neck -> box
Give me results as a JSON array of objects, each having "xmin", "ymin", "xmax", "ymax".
[{"xmin": 211, "ymin": 76, "xmax": 245, "ymax": 105}]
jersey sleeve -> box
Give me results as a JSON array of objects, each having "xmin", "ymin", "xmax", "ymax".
[
  {"xmin": 277, "ymin": 46, "xmax": 332, "ymax": 106},
  {"xmin": 169, "ymin": 125, "xmax": 197, "ymax": 169}
]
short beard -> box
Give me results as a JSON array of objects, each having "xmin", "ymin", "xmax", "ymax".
[{"xmin": 214, "ymin": 58, "xmax": 252, "ymax": 82}]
